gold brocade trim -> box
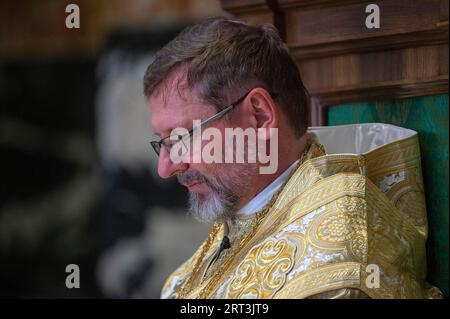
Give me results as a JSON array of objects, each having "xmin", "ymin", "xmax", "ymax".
[
  {"xmin": 227, "ymin": 237, "xmax": 296, "ymax": 299},
  {"xmin": 177, "ymin": 223, "xmax": 221, "ymax": 298},
  {"xmin": 365, "ymin": 135, "xmax": 420, "ymax": 175},
  {"xmin": 364, "ymin": 179, "xmax": 427, "ymax": 298},
  {"xmin": 273, "ymin": 154, "xmax": 363, "ymax": 213},
  {"xmin": 364, "ymin": 134, "xmax": 428, "ymax": 237},
  {"xmin": 163, "ymin": 130, "xmax": 438, "ymax": 299},
  {"xmin": 212, "ymin": 174, "xmax": 429, "ymax": 299},
  {"xmin": 201, "ymin": 214, "xmax": 258, "ymax": 283},
  {"xmin": 272, "ymin": 260, "xmax": 408, "ymax": 299},
  {"xmin": 274, "ymin": 262, "xmax": 362, "ymax": 299},
  {"xmin": 184, "ymin": 165, "xmax": 369, "ymax": 298},
  {"xmin": 253, "ymin": 174, "xmax": 367, "ymax": 244},
  {"xmin": 177, "ymin": 138, "xmax": 320, "ymax": 299}
]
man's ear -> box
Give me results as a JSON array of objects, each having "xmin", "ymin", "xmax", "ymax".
[{"xmin": 248, "ymin": 88, "xmax": 278, "ymax": 136}]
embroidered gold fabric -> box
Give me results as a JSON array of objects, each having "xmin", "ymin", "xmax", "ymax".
[{"xmin": 161, "ymin": 127, "xmax": 442, "ymax": 299}]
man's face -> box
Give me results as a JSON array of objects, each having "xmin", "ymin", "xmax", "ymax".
[{"xmin": 149, "ymin": 69, "xmax": 258, "ymax": 223}]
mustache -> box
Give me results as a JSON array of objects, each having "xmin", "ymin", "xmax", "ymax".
[
  {"xmin": 177, "ymin": 170, "xmax": 208, "ymax": 187},
  {"xmin": 177, "ymin": 169, "xmax": 230, "ymax": 195}
]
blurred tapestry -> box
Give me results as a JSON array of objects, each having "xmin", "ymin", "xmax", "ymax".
[{"xmin": 1, "ymin": 57, "xmax": 100, "ymax": 298}]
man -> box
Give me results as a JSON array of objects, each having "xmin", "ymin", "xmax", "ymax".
[{"xmin": 144, "ymin": 17, "xmax": 441, "ymax": 298}]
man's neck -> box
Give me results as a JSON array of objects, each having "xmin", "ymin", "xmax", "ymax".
[
  {"xmin": 237, "ymin": 158, "xmax": 300, "ymax": 216},
  {"xmin": 236, "ymin": 133, "xmax": 308, "ymax": 212}
]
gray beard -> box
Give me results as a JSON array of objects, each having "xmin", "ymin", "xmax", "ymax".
[
  {"xmin": 185, "ymin": 164, "xmax": 257, "ymax": 223},
  {"xmin": 188, "ymin": 188, "xmax": 238, "ymax": 223}
]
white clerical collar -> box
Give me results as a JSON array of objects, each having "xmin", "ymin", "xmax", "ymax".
[{"xmin": 238, "ymin": 159, "xmax": 299, "ymax": 216}]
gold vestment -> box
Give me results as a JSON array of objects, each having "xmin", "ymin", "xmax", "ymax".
[{"xmin": 161, "ymin": 123, "xmax": 442, "ymax": 299}]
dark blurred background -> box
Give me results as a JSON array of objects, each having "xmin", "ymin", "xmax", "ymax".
[
  {"xmin": 1, "ymin": 0, "xmax": 448, "ymax": 299},
  {"xmin": 0, "ymin": 0, "xmax": 225, "ymax": 298}
]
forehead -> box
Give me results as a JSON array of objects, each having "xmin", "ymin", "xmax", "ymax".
[{"xmin": 149, "ymin": 68, "xmax": 215, "ymax": 135}]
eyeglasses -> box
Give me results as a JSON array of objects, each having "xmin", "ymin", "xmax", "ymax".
[{"xmin": 150, "ymin": 89, "xmax": 278, "ymax": 157}]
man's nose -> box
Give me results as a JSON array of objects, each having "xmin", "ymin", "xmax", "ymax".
[{"xmin": 157, "ymin": 147, "xmax": 188, "ymax": 179}]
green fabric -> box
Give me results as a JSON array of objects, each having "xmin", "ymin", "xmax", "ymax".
[{"xmin": 328, "ymin": 94, "xmax": 449, "ymax": 297}]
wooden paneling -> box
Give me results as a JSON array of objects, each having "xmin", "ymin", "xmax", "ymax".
[
  {"xmin": 221, "ymin": 0, "xmax": 272, "ymax": 22},
  {"xmin": 282, "ymin": 0, "xmax": 444, "ymax": 52},
  {"xmin": 221, "ymin": 0, "xmax": 449, "ymax": 125},
  {"xmin": 221, "ymin": 0, "xmax": 282, "ymax": 35},
  {"xmin": 301, "ymin": 44, "xmax": 448, "ymax": 101}
]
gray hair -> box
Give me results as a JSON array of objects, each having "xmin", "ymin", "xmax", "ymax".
[{"xmin": 144, "ymin": 16, "xmax": 309, "ymax": 137}]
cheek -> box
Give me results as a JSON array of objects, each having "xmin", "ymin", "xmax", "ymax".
[{"xmin": 190, "ymin": 162, "xmax": 232, "ymax": 188}]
